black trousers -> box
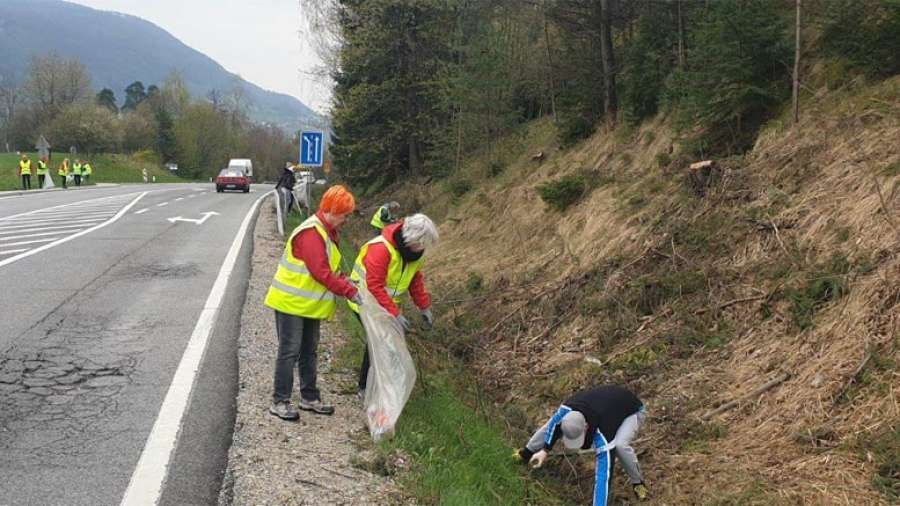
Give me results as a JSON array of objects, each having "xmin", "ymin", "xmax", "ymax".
[
  {"xmin": 21, "ymin": 174, "xmax": 31, "ymax": 190},
  {"xmin": 74, "ymin": 175, "xmax": 81, "ymax": 186},
  {"xmin": 38, "ymin": 174, "xmax": 45, "ymax": 187},
  {"xmin": 272, "ymin": 310, "xmax": 322, "ymax": 402},
  {"xmin": 60, "ymin": 174, "xmax": 67, "ymax": 188},
  {"xmin": 355, "ymin": 312, "xmax": 372, "ymax": 390}
]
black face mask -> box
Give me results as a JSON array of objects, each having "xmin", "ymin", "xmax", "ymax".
[{"xmin": 393, "ymin": 227, "xmax": 424, "ymax": 263}]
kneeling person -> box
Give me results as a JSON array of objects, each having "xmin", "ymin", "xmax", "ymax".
[{"xmin": 517, "ymin": 385, "xmax": 649, "ymax": 504}]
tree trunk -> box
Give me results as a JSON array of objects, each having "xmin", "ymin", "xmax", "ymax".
[
  {"xmin": 792, "ymin": 0, "xmax": 802, "ymax": 124},
  {"xmin": 543, "ymin": 3, "xmax": 558, "ymax": 123},
  {"xmin": 599, "ymin": 0, "xmax": 617, "ymax": 124},
  {"xmin": 677, "ymin": 0, "xmax": 686, "ymax": 66}
]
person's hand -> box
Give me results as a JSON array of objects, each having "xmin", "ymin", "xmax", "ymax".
[
  {"xmin": 350, "ymin": 293, "xmax": 363, "ymax": 306},
  {"xmin": 421, "ymin": 308, "xmax": 434, "ymax": 328},
  {"xmin": 529, "ymin": 449, "xmax": 548, "ymax": 469},
  {"xmin": 512, "ymin": 447, "xmax": 533, "ymax": 463},
  {"xmin": 396, "ymin": 315, "xmax": 410, "ymax": 331},
  {"xmin": 633, "ymin": 483, "xmax": 649, "ymax": 500}
]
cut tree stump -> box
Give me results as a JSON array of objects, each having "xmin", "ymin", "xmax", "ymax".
[{"xmin": 686, "ymin": 160, "xmax": 721, "ymax": 197}]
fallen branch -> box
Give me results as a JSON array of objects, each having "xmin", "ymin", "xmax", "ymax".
[
  {"xmin": 832, "ymin": 352, "xmax": 872, "ymax": 405},
  {"xmin": 701, "ymin": 371, "xmax": 791, "ymax": 420},
  {"xmin": 694, "ymin": 294, "xmax": 768, "ymax": 315}
]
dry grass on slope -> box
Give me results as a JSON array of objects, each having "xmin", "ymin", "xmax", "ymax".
[{"xmin": 425, "ymin": 77, "xmax": 899, "ymax": 504}]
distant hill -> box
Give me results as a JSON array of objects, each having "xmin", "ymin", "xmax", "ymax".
[{"xmin": 0, "ymin": 0, "xmax": 319, "ymax": 132}]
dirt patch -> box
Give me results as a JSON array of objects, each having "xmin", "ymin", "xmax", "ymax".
[{"xmin": 219, "ymin": 200, "xmax": 404, "ymax": 505}]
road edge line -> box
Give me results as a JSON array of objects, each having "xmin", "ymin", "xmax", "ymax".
[
  {"xmin": 120, "ymin": 190, "xmax": 272, "ymax": 506},
  {"xmin": 0, "ymin": 191, "xmax": 148, "ymax": 269}
]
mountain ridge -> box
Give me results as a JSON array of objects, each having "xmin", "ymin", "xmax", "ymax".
[{"xmin": 0, "ymin": 0, "xmax": 319, "ymax": 131}]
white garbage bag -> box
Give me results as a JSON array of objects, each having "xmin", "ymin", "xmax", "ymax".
[
  {"xmin": 358, "ymin": 286, "xmax": 417, "ymax": 441},
  {"xmin": 43, "ymin": 174, "xmax": 55, "ymax": 189},
  {"xmin": 294, "ymin": 181, "xmax": 311, "ymax": 211}
]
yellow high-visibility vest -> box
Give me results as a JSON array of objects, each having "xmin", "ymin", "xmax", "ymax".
[
  {"xmin": 19, "ymin": 160, "xmax": 32, "ymax": 175},
  {"xmin": 264, "ymin": 215, "xmax": 343, "ymax": 319},
  {"xmin": 83, "ymin": 163, "xmax": 93, "ymax": 175},
  {"xmin": 36, "ymin": 161, "xmax": 48, "ymax": 175},
  {"xmin": 72, "ymin": 163, "xmax": 82, "ymax": 175},
  {"xmin": 58, "ymin": 160, "xmax": 69, "ymax": 176},
  {"xmin": 347, "ymin": 235, "xmax": 422, "ymax": 313},
  {"xmin": 370, "ymin": 206, "xmax": 388, "ymax": 230}
]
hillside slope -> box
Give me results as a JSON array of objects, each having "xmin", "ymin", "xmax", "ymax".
[
  {"xmin": 415, "ymin": 76, "xmax": 899, "ymax": 504},
  {"xmin": 0, "ymin": 0, "xmax": 318, "ymax": 131}
]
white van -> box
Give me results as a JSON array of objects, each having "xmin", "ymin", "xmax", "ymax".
[{"xmin": 227, "ymin": 159, "xmax": 253, "ymax": 179}]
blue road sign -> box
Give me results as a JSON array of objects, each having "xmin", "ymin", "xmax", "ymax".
[{"xmin": 300, "ymin": 131, "xmax": 324, "ymax": 167}]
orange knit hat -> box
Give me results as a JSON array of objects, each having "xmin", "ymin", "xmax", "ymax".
[{"xmin": 319, "ymin": 185, "xmax": 356, "ymax": 215}]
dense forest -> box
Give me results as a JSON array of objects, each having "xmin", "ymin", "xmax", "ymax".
[{"xmin": 303, "ymin": 0, "xmax": 899, "ymax": 189}]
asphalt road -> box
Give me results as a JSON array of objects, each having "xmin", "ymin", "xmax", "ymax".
[{"xmin": 0, "ymin": 183, "xmax": 272, "ymax": 505}]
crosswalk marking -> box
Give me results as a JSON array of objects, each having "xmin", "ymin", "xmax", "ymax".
[{"xmin": 0, "ymin": 192, "xmax": 146, "ymax": 265}]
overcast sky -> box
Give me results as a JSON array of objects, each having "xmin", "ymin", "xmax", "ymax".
[{"xmin": 67, "ymin": 0, "xmax": 332, "ymax": 112}]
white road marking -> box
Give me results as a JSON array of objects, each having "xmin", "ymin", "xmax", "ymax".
[
  {"xmin": 0, "ymin": 248, "xmax": 29, "ymax": 256},
  {"xmin": 0, "ymin": 230, "xmax": 78, "ymax": 241},
  {"xmin": 0, "ymin": 237, "xmax": 60, "ymax": 247},
  {"xmin": 166, "ymin": 212, "xmax": 220, "ymax": 225},
  {"xmin": 0, "ymin": 223, "xmax": 94, "ymax": 235},
  {"xmin": 0, "ymin": 193, "xmax": 142, "ymax": 221},
  {"xmin": 0, "ymin": 218, "xmax": 105, "ymax": 231},
  {"xmin": 7, "ymin": 212, "xmax": 118, "ymax": 225},
  {"xmin": 157, "ymin": 202, "xmax": 168, "ymax": 207},
  {"xmin": 174, "ymin": 197, "xmax": 184, "ymax": 201},
  {"xmin": 0, "ymin": 192, "xmax": 148, "ymax": 269},
  {"xmin": 134, "ymin": 209, "xmax": 150, "ymax": 215},
  {"xmin": 121, "ymin": 191, "xmax": 271, "ymax": 506}
]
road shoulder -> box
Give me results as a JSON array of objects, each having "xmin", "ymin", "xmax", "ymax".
[{"xmin": 219, "ymin": 200, "xmax": 401, "ymax": 505}]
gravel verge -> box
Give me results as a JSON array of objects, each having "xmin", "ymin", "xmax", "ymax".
[{"xmin": 219, "ymin": 200, "xmax": 404, "ymax": 505}]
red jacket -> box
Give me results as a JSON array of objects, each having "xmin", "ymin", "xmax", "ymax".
[
  {"xmin": 290, "ymin": 211, "xmax": 358, "ymax": 300},
  {"xmin": 364, "ymin": 222, "xmax": 430, "ymax": 317}
]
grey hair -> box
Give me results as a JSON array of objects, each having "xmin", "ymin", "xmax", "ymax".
[
  {"xmin": 388, "ymin": 201, "xmax": 400, "ymax": 210},
  {"xmin": 402, "ymin": 213, "xmax": 439, "ymax": 250}
]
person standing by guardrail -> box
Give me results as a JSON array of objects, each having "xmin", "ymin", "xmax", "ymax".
[
  {"xmin": 264, "ymin": 185, "xmax": 363, "ymax": 421},
  {"xmin": 18, "ymin": 154, "xmax": 32, "ymax": 190}
]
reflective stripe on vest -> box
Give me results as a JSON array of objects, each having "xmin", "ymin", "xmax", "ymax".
[
  {"xmin": 347, "ymin": 235, "xmax": 422, "ymax": 313},
  {"xmin": 264, "ymin": 215, "xmax": 342, "ymax": 319},
  {"xmin": 370, "ymin": 206, "xmax": 386, "ymax": 229},
  {"xmin": 19, "ymin": 160, "xmax": 32, "ymax": 175}
]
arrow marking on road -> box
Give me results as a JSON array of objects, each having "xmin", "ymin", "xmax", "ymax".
[{"xmin": 167, "ymin": 211, "xmax": 220, "ymax": 225}]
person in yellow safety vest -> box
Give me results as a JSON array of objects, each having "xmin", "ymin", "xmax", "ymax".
[
  {"xmin": 82, "ymin": 161, "xmax": 93, "ymax": 183},
  {"xmin": 370, "ymin": 201, "xmax": 400, "ymax": 234},
  {"xmin": 18, "ymin": 154, "xmax": 32, "ymax": 190},
  {"xmin": 36, "ymin": 157, "xmax": 49, "ymax": 188},
  {"xmin": 72, "ymin": 159, "xmax": 83, "ymax": 186},
  {"xmin": 348, "ymin": 213, "xmax": 438, "ymax": 395},
  {"xmin": 58, "ymin": 158, "xmax": 69, "ymax": 189},
  {"xmin": 264, "ymin": 185, "xmax": 361, "ymax": 421}
]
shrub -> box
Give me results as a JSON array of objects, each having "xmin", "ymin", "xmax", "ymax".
[
  {"xmin": 655, "ymin": 152, "xmax": 672, "ymax": 169},
  {"xmin": 822, "ymin": 0, "xmax": 900, "ymax": 78},
  {"xmin": 537, "ymin": 173, "xmax": 587, "ymax": 211},
  {"xmin": 449, "ymin": 178, "xmax": 472, "ymax": 197},
  {"xmin": 557, "ymin": 114, "xmax": 594, "ymax": 148},
  {"xmin": 465, "ymin": 272, "xmax": 484, "ymax": 293}
]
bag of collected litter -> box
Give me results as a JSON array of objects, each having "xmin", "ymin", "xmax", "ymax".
[
  {"xmin": 43, "ymin": 174, "xmax": 55, "ymax": 189},
  {"xmin": 358, "ymin": 286, "xmax": 417, "ymax": 441}
]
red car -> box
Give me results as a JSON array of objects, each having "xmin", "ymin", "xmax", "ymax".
[{"xmin": 215, "ymin": 168, "xmax": 250, "ymax": 193}]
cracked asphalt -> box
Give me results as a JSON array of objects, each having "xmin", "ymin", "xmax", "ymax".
[{"xmin": 0, "ymin": 184, "xmax": 269, "ymax": 505}]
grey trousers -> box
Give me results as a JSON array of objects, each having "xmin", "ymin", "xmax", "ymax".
[
  {"xmin": 526, "ymin": 409, "xmax": 646, "ymax": 484},
  {"xmin": 272, "ymin": 310, "xmax": 321, "ymax": 403}
]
